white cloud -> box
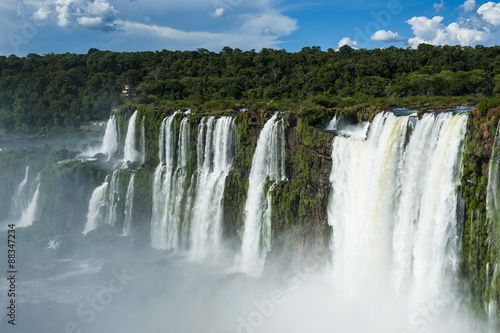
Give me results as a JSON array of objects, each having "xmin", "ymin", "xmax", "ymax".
[
  {"xmin": 239, "ymin": 11, "xmax": 297, "ymax": 37},
  {"xmin": 370, "ymin": 30, "xmax": 406, "ymax": 43},
  {"xmin": 117, "ymin": 9, "xmax": 297, "ymax": 51},
  {"xmin": 406, "ymin": 16, "xmax": 444, "ymax": 42},
  {"xmin": 88, "ymin": 0, "xmax": 118, "ymax": 17},
  {"xmin": 433, "ymin": 0, "xmax": 445, "ymax": 12},
  {"xmin": 33, "ymin": 7, "xmax": 51, "ymax": 21},
  {"xmin": 12, "ymin": 0, "xmax": 297, "ymax": 52},
  {"xmin": 27, "ymin": 0, "xmax": 120, "ymax": 31},
  {"xmin": 406, "ymin": 1, "xmax": 500, "ymax": 47},
  {"xmin": 461, "ymin": 0, "xmax": 477, "ymax": 12},
  {"xmin": 210, "ymin": 7, "xmax": 226, "ymax": 18},
  {"xmin": 337, "ymin": 37, "xmax": 358, "ymax": 49},
  {"xmin": 478, "ymin": 2, "xmax": 500, "ymax": 25}
]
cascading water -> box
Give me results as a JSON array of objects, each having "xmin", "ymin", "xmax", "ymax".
[
  {"xmin": 487, "ymin": 121, "xmax": 500, "ymax": 235},
  {"xmin": 17, "ymin": 174, "xmax": 41, "ymax": 228},
  {"xmin": 11, "ymin": 165, "xmax": 30, "ymax": 214},
  {"xmin": 83, "ymin": 180, "xmax": 109, "ymax": 235},
  {"xmin": 140, "ymin": 116, "xmax": 146, "ymax": 164},
  {"xmin": 107, "ymin": 170, "xmax": 121, "ymax": 227},
  {"xmin": 190, "ymin": 116, "xmax": 235, "ymax": 261},
  {"xmin": 101, "ymin": 114, "xmax": 118, "ymax": 159},
  {"xmin": 327, "ymin": 111, "xmax": 468, "ymax": 331},
  {"xmin": 239, "ymin": 113, "xmax": 287, "ymax": 276},
  {"xmin": 150, "ymin": 114, "xmax": 236, "ymax": 258},
  {"xmin": 82, "ymin": 169, "xmax": 132, "ymax": 235},
  {"xmin": 151, "ymin": 112, "xmax": 188, "ymax": 250},
  {"xmin": 122, "ymin": 173, "xmax": 136, "ymax": 236},
  {"xmin": 486, "ymin": 121, "xmax": 500, "ymax": 330},
  {"xmin": 123, "ymin": 110, "xmax": 140, "ymax": 163}
]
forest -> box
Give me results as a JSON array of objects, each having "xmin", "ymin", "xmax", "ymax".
[{"xmin": 0, "ymin": 44, "xmax": 499, "ymax": 133}]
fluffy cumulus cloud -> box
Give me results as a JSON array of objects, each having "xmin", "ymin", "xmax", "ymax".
[
  {"xmin": 370, "ymin": 30, "xmax": 406, "ymax": 43},
  {"xmin": 478, "ymin": 2, "xmax": 500, "ymax": 25},
  {"xmin": 461, "ymin": 0, "xmax": 478, "ymax": 12},
  {"xmin": 337, "ymin": 37, "xmax": 358, "ymax": 49},
  {"xmin": 30, "ymin": 0, "xmax": 120, "ymax": 31},
  {"xmin": 406, "ymin": 0, "xmax": 500, "ymax": 47}
]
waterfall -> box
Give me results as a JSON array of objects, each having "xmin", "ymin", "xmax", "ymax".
[
  {"xmin": 240, "ymin": 113, "xmax": 287, "ymax": 276},
  {"xmin": 190, "ymin": 116, "xmax": 235, "ymax": 261},
  {"xmin": 328, "ymin": 112, "xmax": 467, "ymax": 327},
  {"xmin": 82, "ymin": 169, "xmax": 129, "ymax": 235},
  {"xmin": 83, "ymin": 181, "xmax": 109, "ymax": 235},
  {"xmin": 487, "ymin": 121, "xmax": 500, "ymax": 232},
  {"xmin": 101, "ymin": 114, "xmax": 118, "ymax": 159},
  {"xmin": 150, "ymin": 114, "xmax": 236, "ymax": 257},
  {"xmin": 327, "ymin": 115, "xmax": 338, "ymax": 130},
  {"xmin": 140, "ymin": 116, "xmax": 146, "ymax": 164},
  {"xmin": 151, "ymin": 113, "xmax": 188, "ymax": 250},
  {"xmin": 122, "ymin": 173, "xmax": 136, "ymax": 236},
  {"xmin": 487, "ymin": 121, "xmax": 500, "ymax": 330},
  {"xmin": 12, "ymin": 165, "xmax": 30, "ymax": 214},
  {"xmin": 17, "ymin": 176, "xmax": 41, "ymax": 228},
  {"xmin": 123, "ymin": 110, "xmax": 140, "ymax": 163},
  {"xmin": 107, "ymin": 170, "xmax": 121, "ymax": 227}
]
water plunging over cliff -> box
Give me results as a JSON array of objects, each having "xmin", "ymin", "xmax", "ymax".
[
  {"xmin": 328, "ymin": 111, "xmax": 468, "ymax": 329},
  {"xmin": 101, "ymin": 114, "xmax": 118, "ymax": 159},
  {"xmin": 123, "ymin": 110, "xmax": 142, "ymax": 163},
  {"xmin": 17, "ymin": 174, "xmax": 41, "ymax": 228},
  {"xmin": 239, "ymin": 113, "xmax": 287, "ymax": 276},
  {"xmin": 151, "ymin": 114, "xmax": 235, "ymax": 259},
  {"xmin": 151, "ymin": 112, "xmax": 188, "ymax": 250},
  {"xmin": 487, "ymin": 121, "xmax": 500, "ymax": 330},
  {"xmin": 122, "ymin": 173, "xmax": 136, "ymax": 236},
  {"xmin": 190, "ymin": 116, "xmax": 235, "ymax": 260}
]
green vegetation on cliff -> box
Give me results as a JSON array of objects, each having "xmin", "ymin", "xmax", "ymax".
[{"xmin": 460, "ymin": 98, "xmax": 500, "ymax": 324}]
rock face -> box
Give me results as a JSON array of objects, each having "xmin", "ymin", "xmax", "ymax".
[
  {"xmin": 267, "ymin": 113, "xmax": 333, "ymax": 270},
  {"xmin": 460, "ymin": 106, "xmax": 500, "ymax": 323},
  {"xmin": 223, "ymin": 111, "xmax": 333, "ymax": 269}
]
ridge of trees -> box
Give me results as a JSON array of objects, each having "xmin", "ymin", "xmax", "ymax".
[{"xmin": 0, "ymin": 44, "xmax": 499, "ymax": 133}]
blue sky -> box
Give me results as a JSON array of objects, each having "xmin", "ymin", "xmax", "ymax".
[{"xmin": 1, "ymin": 0, "xmax": 499, "ymax": 56}]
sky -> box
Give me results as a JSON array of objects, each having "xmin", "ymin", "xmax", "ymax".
[{"xmin": 0, "ymin": 0, "xmax": 499, "ymax": 56}]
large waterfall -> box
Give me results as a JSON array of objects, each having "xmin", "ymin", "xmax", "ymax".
[
  {"xmin": 10, "ymin": 167, "xmax": 41, "ymax": 228},
  {"xmin": 123, "ymin": 110, "xmax": 144, "ymax": 163},
  {"xmin": 328, "ymin": 112, "xmax": 468, "ymax": 330},
  {"xmin": 17, "ymin": 176, "xmax": 41, "ymax": 228},
  {"xmin": 101, "ymin": 114, "xmax": 118, "ymax": 159},
  {"xmin": 81, "ymin": 114, "xmax": 118, "ymax": 159},
  {"xmin": 151, "ymin": 113, "xmax": 189, "ymax": 250},
  {"xmin": 487, "ymin": 121, "xmax": 500, "ymax": 329},
  {"xmin": 122, "ymin": 173, "xmax": 136, "ymax": 236},
  {"xmin": 150, "ymin": 113, "xmax": 236, "ymax": 260},
  {"xmin": 82, "ymin": 169, "xmax": 135, "ymax": 235},
  {"xmin": 4, "ymin": 106, "xmax": 500, "ymax": 333},
  {"xmin": 82, "ymin": 180, "xmax": 109, "ymax": 235},
  {"xmin": 11, "ymin": 165, "xmax": 30, "ymax": 214},
  {"xmin": 239, "ymin": 113, "xmax": 287, "ymax": 276}
]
